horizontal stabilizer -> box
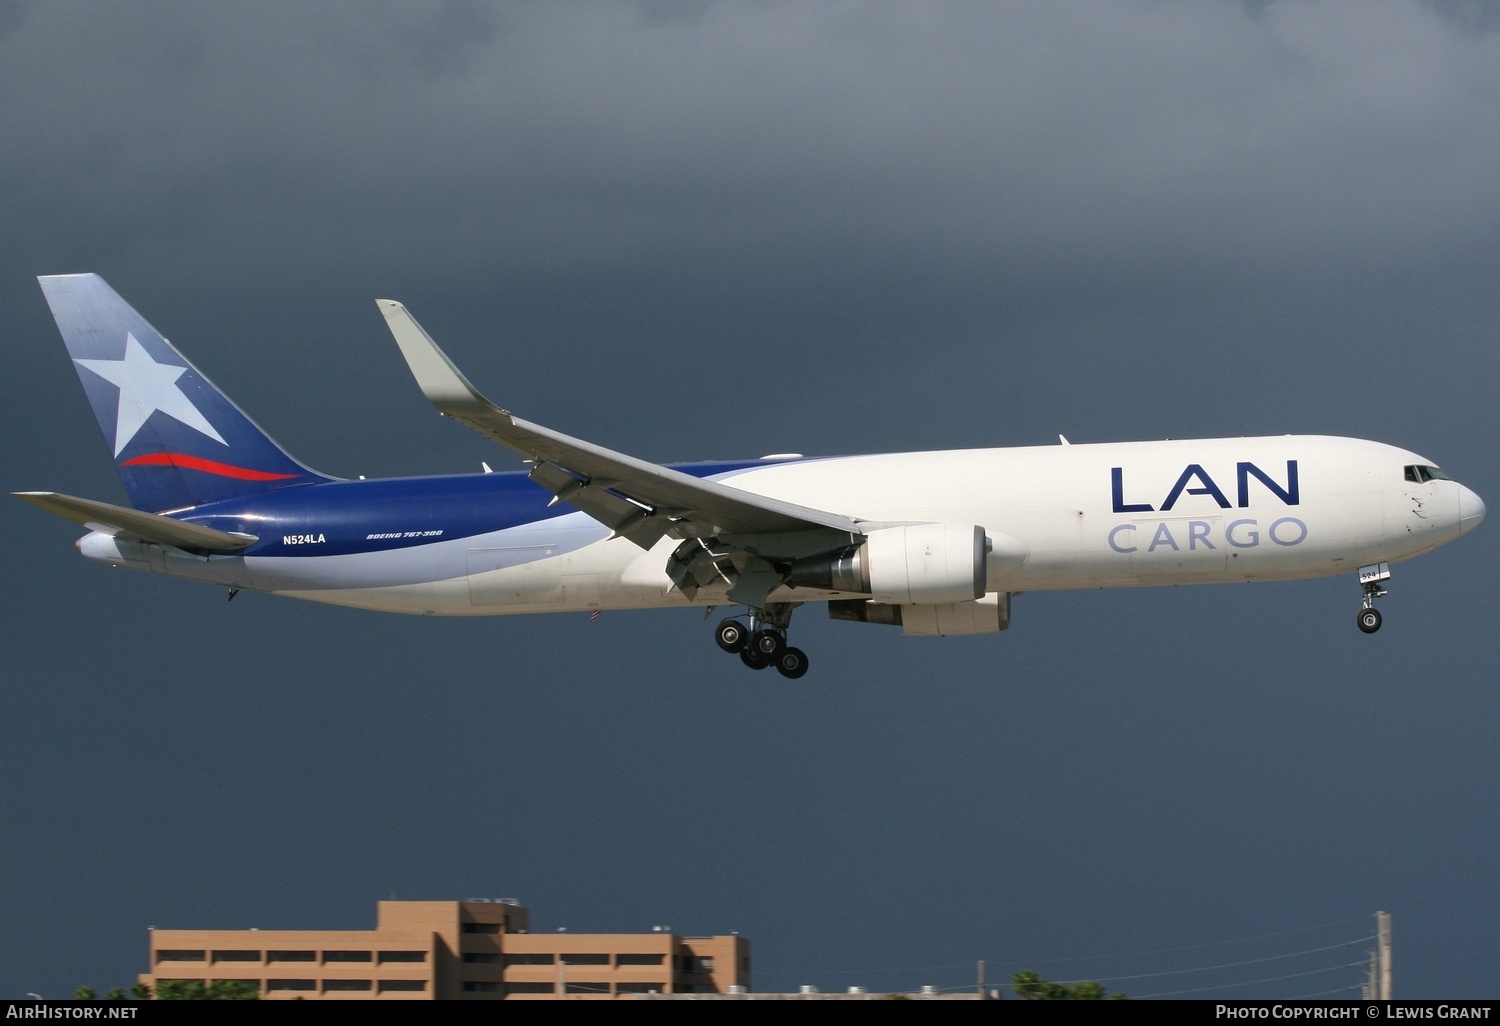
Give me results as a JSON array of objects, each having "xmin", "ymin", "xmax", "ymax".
[{"xmin": 13, "ymin": 492, "xmax": 257, "ymax": 552}]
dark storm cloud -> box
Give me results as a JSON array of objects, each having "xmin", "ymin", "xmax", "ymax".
[
  {"xmin": 4, "ymin": 1, "xmax": 1498, "ymax": 285},
  {"xmin": 2, "ymin": 1, "xmax": 1498, "ymax": 1001},
  {"xmin": 6, "ymin": 0, "xmax": 1495, "ymax": 461}
]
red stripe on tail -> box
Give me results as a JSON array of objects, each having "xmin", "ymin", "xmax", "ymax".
[{"xmin": 119, "ymin": 453, "xmax": 300, "ymax": 481}]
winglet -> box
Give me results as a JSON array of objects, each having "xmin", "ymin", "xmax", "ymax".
[
  {"xmin": 375, "ymin": 298, "xmax": 863, "ymax": 544},
  {"xmin": 375, "ymin": 300, "xmax": 508, "ymax": 417}
]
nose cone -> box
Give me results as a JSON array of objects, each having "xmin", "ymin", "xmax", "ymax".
[{"xmin": 1459, "ymin": 485, "xmax": 1486, "ymax": 535}]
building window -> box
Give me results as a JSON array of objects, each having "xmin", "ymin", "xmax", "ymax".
[
  {"xmin": 617, "ymin": 983, "xmax": 667, "ymax": 994},
  {"xmin": 462, "ymin": 922, "xmax": 501, "ymax": 934},
  {"xmin": 211, "ymin": 950, "xmax": 259, "ymax": 963},
  {"xmin": 323, "ymin": 950, "xmax": 372, "ymax": 963},
  {"xmin": 679, "ymin": 956, "xmax": 714, "ymax": 973},
  {"xmin": 322, "ymin": 979, "xmax": 372, "ymax": 992},
  {"xmin": 266, "ymin": 979, "xmax": 316, "ymax": 992},
  {"xmin": 377, "ymin": 950, "xmax": 426, "ymax": 963},
  {"xmin": 377, "ymin": 980, "xmax": 426, "ymax": 992},
  {"xmin": 156, "ymin": 950, "xmax": 205, "ymax": 963},
  {"xmin": 561, "ymin": 953, "xmax": 609, "ymax": 965},
  {"xmin": 267, "ymin": 950, "xmax": 316, "ymax": 963},
  {"xmin": 462, "ymin": 953, "xmax": 500, "ymax": 964},
  {"xmin": 505, "ymin": 983, "xmax": 555, "ymax": 995},
  {"xmin": 462, "ymin": 982, "xmax": 501, "ymax": 993},
  {"xmin": 502, "ymin": 954, "xmax": 554, "ymax": 966},
  {"xmin": 616, "ymin": 954, "xmax": 665, "ymax": 966},
  {"xmin": 676, "ymin": 983, "xmax": 717, "ymax": 994},
  {"xmin": 564, "ymin": 982, "xmax": 611, "ymax": 994}
]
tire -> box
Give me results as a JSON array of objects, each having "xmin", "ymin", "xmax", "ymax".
[
  {"xmin": 740, "ymin": 647, "xmax": 770, "ymax": 670},
  {"xmin": 1357, "ymin": 607, "xmax": 1382, "ymax": 634},
  {"xmin": 752, "ymin": 629, "xmax": 786, "ymax": 660},
  {"xmin": 775, "ymin": 647, "xmax": 809, "ymax": 680},
  {"xmin": 715, "ymin": 619, "xmax": 748, "ymax": 653}
]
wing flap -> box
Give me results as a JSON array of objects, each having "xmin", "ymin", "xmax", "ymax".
[
  {"xmin": 525, "ymin": 460, "xmax": 665, "ymax": 546},
  {"xmin": 376, "ymin": 299, "xmax": 862, "ymax": 546},
  {"xmin": 14, "ymin": 491, "xmax": 257, "ymax": 552}
]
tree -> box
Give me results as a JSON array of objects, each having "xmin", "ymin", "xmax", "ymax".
[
  {"xmin": 1011, "ymin": 971, "xmax": 1125, "ymax": 1000},
  {"xmin": 153, "ymin": 980, "xmax": 258, "ymax": 1000},
  {"xmin": 72, "ymin": 982, "xmax": 154, "ymax": 1001}
]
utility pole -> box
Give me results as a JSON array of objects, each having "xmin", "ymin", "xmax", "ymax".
[
  {"xmin": 1377, "ymin": 911, "xmax": 1392, "ymax": 1000},
  {"xmin": 977, "ymin": 960, "xmax": 985, "ymax": 997}
]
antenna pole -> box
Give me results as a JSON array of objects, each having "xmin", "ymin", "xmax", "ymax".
[{"xmin": 1377, "ymin": 911, "xmax": 1392, "ymax": 1000}]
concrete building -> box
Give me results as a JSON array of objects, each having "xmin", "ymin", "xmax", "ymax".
[{"xmin": 140, "ymin": 899, "xmax": 748, "ymax": 1000}]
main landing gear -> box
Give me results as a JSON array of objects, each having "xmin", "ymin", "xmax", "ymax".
[
  {"xmin": 1356, "ymin": 562, "xmax": 1390, "ymax": 634},
  {"xmin": 714, "ymin": 605, "xmax": 808, "ymax": 679}
]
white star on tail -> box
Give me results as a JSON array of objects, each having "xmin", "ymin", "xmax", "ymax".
[{"xmin": 75, "ymin": 333, "xmax": 226, "ymax": 456}]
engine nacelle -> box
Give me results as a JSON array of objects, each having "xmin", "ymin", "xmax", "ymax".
[
  {"xmin": 829, "ymin": 591, "xmax": 1012, "ymax": 636},
  {"xmin": 788, "ymin": 523, "xmax": 987, "ymax": 604},
  {"xmin": 901, "ymin": 591, "xmax": 1010, "ymax": 636}
]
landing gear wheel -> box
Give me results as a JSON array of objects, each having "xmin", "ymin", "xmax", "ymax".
[
  {"xmin": 715, "ymin": 619, "xmax": 748, "ymax": 653},
  {"xmin": 774, "ymin": 647, "xmax": 809, "ymax": 680},
  {"xmin": 1357, "ymin": 607, "xmax": 1382, "ymax": 634},
  {"xmin": 752, "ymin": 628, "xmax": 786, "ymax": 660},
  {"xmin": 740, "ymin": 647, "xmax": 770, "ymax": 670}
]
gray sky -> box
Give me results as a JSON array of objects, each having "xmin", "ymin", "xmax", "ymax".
[{"xmin": 2, "ymin": 0, "xmax": 1497, "ymax": 998}]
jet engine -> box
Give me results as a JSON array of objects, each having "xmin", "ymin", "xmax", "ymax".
[{"xmin": 786, "ymin": 523, "xmax": 988, "ymax": 604}]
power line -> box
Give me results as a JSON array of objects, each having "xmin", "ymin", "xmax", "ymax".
[
  {"xmin": 757, "ymin": 915, "xmax": 1374, "ymax": 979},
  {"xmin": 1057, "ymin": 935, "xmax": 1375, "ymax": 985},
  {"xmin": 1291, "ymin": 982, "xmax": 1366, "ymax": 999},
  {"xmin": 756, "ymin": 914, "xmax": 1382, "ymax": 999},
  {"xmin": 1134, "ymin": 959, "xmax": 1370, "ymax": 999},
  {"xmin": 989, "ymin": 914, "xmax": 1375, "ymax": 968}
]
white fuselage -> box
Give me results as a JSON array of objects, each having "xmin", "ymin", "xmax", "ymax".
[{"xmin": 79, "ymin": 435, "xmax": 1483, "ymax": 619}]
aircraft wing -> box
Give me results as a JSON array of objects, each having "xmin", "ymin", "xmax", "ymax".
[
  {"xmin": 13, "ymin": 491, "xmax": 258, "ymax": 552},
  {"xmin": 377, "ymin": 300, "xmax": 862, "ymax": 550}
]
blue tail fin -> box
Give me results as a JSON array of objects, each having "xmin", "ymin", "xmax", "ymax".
[{"xmin": 39, "ymin": 274, "xmax": 337, "ymax": 512}]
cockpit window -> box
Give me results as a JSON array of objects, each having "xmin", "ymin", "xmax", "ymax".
[{"xmin": 1404, "ymin": 464, "xmax": 1452, "ymax": 483}]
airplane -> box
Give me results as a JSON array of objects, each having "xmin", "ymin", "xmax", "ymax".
[{"xmin": 16, "ymin": 273, "xmax": 1486, "ymax": 678}]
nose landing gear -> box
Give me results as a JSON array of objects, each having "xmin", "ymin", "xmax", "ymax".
[
  {"xmin": 714, "ymin": 603, "xmax": 808, "ymax": 678},
  {"xmin": 1356, "ymin": 562, "xmax": 1390, "ymax": 634}
]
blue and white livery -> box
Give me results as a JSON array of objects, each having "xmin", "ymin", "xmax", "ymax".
[{"xmin": 18, "ymin": 274, "xmax": 1486, "ymax": 678}]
